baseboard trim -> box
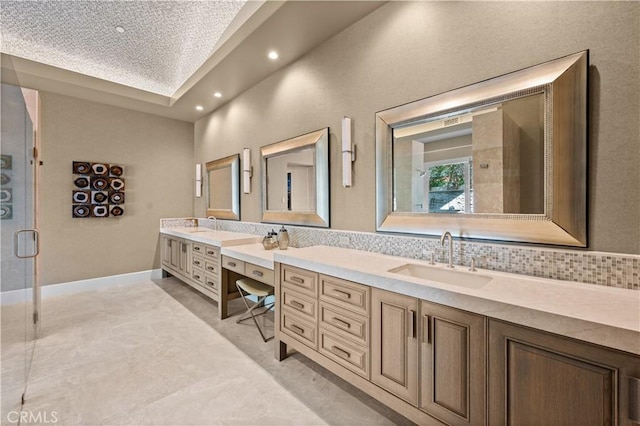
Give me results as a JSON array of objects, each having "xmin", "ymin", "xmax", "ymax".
[{"xmin": 1, "ymin": 269, "xmax": 163, "ymax": 305}]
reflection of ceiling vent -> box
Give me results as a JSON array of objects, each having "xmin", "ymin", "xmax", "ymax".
[{"xmin": 443, "ymin": 117, "xmax": 460, "ymax": 127}]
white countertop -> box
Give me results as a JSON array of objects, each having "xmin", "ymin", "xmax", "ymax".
[
  {"xmin": 221, "ymin": 243, "xmax": 296, "ymax": 270},
  {"xmin": 274, "ymin": 245, "xmax": 640, "ymax": 355},
  {"xmin": 160, "ymin": 227, "xmax": 260, "ymax": 247}
]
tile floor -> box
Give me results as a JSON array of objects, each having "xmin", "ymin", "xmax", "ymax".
[{"xmin": 18, "ymin": 278, "xmax": 413, "ymax": 425}]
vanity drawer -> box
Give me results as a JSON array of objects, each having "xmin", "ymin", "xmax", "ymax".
[
  {"xmin": 204, "ymin": 260, "xmax": 219, "ymax": 276},
  {"xmin": 192, "ymin": 255, "xmax": 205, "ymax": 271},
  {"xmin": 191, "ymin": 269, "xmax": 205, "ymax": 286},
  {"xmin": 204, "ymin": 245, "xmax": 219, "ymax": 259},
  {"xmin": 281, "ymin": 308, "xmax": 317, "ymax": 350},
  {"xmin": 192, "ymin": 242, "xmax": 206, "ymax": 255},
  {"xmin": 320, "ymin": 275, "xmax": 369, "ymax": 315},
  {"xmin": 222, "ymin": 255, "xmax": 245, "ymax": 274},
  {"xmin": 320, "ymin": 302, "xmax": 368, "ymax": 347},
  {"xmin": 319, "ymin": 330, "xmax": 369, "ymax": 378},
  {"xmin": 245, "ymin": 263, "xmax": 274, "ymax": 286},
  {"xmin": 203, "ymin": 274, "xmax": 219, "ymax": 296},
  {"xmin": 282, "ymin": 288, "xmax": 317, "ymax": 321},
  {"xmin": 282, "ymin": 265, "xmax": 317, "ymax": 297}
]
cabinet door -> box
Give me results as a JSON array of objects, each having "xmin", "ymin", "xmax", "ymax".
[
  {"xmin": 371, "ymin": 288, "xmax": 419, "ymax": 405},
  {"xmin": 489, "ymin": 319, "xmax": 640, "ymax": 426},
  {"xmin": 420, "ymin": 301, "xmax": 486, "ymax": 426},
  {"xmin": 169, "ymin": 238, "xmax": 180, "ymax": 270},
  {"xmin": 179, "ymin": 240, "xmax": 192, "ymax": 277},
  {"xmin": 162, "ymin": 236, "xmax": 172, "ymax": 267}
]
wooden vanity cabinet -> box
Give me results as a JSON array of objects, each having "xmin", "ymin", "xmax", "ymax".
[
  {"xmin": 489, "ymin": 319, "xmax": 640, "ymax": 426},
  {"xmin": 276, "ymin": 264, "xmax": 640, "ymax": 426},
  {"xmin": 161, "ymin": 235, "xmax": 221, "ymax": 302},
  {"xmin": 371, "ymin": 288, "xmax": 419, "ymax": 405},
  {"xmin": 420, "ymin": 301, "xmax": 486, "ymax": 426}
]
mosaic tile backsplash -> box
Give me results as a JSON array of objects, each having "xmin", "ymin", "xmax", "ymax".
[{"xmin": 161, "ymin": 218, "xmax": 639, "ymax": 291}]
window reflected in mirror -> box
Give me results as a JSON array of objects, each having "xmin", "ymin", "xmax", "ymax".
[{"xmin": 392, "ymin": 93, "xmax": 544, "ymax": 215}]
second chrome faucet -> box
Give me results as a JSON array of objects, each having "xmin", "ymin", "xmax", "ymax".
[{"xmin": 440, "ymin": 231, "xmax": 454, "ymax": 268}]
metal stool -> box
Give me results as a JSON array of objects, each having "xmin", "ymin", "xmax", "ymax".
[{"xmin": 235, "ymin": 278, "xmax": 275, "ymax": 342}]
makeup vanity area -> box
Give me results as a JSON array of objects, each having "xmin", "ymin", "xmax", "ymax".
[{"xmin": 161, "ymin": 51, "xmax": 640, "ymax": 425}]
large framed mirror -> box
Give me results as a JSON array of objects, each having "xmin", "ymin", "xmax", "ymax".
[
  {"xmin": 261, "ymin": 128, "xmax": 330, "ymax": 227},
  {"xmin": 376, "ymin": 51, "xmax": 587, "ymax": 246},
  {"xmin": 206, "ymin": 154, "xmax": 240, "ymax": 220}
]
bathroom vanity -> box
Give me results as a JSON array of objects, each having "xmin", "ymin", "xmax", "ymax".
[
  {"xmin": 160, "ymin": 226, "xmax": 260, "ymax": 318},
  {"xmin": 273, "ymin": 246, "xmax": 640, "ymax": 426}
]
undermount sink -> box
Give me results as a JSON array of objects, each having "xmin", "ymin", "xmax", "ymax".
[
  {"xmin": 388, "ymin": 263, "xmax": 493, "ymax": 289},
  {"xmin": 183, "ymin": 228, "xmax": 211, "ymax": 233}
]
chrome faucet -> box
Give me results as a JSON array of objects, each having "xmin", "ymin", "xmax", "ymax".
[
  {"xmin": 207, "ymin": 215, "xmax": 218, "ymax": 231},
  {"xmin": 440, "ymin": 231, "xmax": 454, "ymax": 268}
]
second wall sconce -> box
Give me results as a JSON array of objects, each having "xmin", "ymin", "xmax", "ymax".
[
  {"xmin": 243, "ymin": 148, "xmax": 252, "ymax": 194},
  {"xmin": 195, "ymin": 163, "xmax": 202, "ymax": 198},
  {"xmin": 342, "ymin": 116, "xmax": 356, "ymax": 187}
]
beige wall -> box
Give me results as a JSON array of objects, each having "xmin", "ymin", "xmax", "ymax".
[
  {"xmin": 40, "ymin": 92, "xmax": 194, "ymax": 285},
  {"xmin": 194, "ymin": 1, "xmax": 639, "ymax": 254}
]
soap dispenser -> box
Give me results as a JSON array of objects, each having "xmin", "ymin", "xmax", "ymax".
[{"xmin": 277, "ymin": 225, "xmax": 289, "ymax": 250}]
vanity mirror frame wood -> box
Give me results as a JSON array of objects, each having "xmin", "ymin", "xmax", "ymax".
[
  {"xmin": 205, "ymin": 153, "xmax": 240, "ymax": 220},
  {"xmin": 375, "ymin": 51, "xmax": 588, "ymax": 246},
  {"xmin": 261, "ymin": 128, "xmax": 330, "ymax": 227}
]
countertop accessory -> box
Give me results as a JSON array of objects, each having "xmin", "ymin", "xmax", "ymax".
[{"xmin": 277, "ymin": 225, "xmax": 289, "ymax": 250}]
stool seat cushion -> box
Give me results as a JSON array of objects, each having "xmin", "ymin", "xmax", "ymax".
[{"xmin": 236, "ymin": 278, "xmax": 273, "ymax": 297}]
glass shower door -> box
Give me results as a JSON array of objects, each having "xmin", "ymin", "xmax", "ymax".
[{"xmin": 1, "ymin": 83, "xmax": 38, "ymax": 420}]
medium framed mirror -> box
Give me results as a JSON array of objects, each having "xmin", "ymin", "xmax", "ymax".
[
  {"xmin": 376, "ymin": 51, "xmax": 587, "ymax": 246},
  {"xmin": 206, "ymin": 154, "xmax": 240, "ymax": 220},
  {"xmin": 261, "ymin": 128, "xmax": 330, "ymax": 227}
]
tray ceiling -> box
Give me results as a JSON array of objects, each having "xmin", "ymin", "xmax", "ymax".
[
  {"xmin": 1, "ymin": 0, "xmax": 248, "ymax": 96},
  {"xmin": 0, "ymin": 1, "xmax": 387, "ymax": 122}
]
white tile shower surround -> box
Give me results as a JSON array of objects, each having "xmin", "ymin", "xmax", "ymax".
[
  {"xmin": 161, "ymin": 218, "xmax": 640, "ymax": 290},
  {"xmin": 20, "ymin": 278, "xmax": 411, "ymax": 426}
]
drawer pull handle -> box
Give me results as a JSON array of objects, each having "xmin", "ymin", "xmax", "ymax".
[
  {"xmin": 207, "ymin": 281, "xmax": 214, "ymax": 286},
  {"xmin": 423, "ymin": 315, "xmax": 431, "ymax": 344},
  {"xmin": 194, "ymin": 247, "xmax": 200, "ymax": 251},
  {"xmin": 253, "ymin": 270, "xmax": 264, "ymax": 277},
  {"xmin": 332, "ymin": 289, "xmax": 351, "ymax": 299},
  {"xmin": 290, "ymin": 324, "xmax": 305, "ymax": 335},
  {"xmin": 207, "ymin": 250, "xmax": 214, "ymax": 255},
  {"xmin": 290, "ymin": 276, "xmax": 305, "ymax": 284},
  {"xmin": 194, "ymin": 275, "xmax": 201, "ymax": 280},
  {"xmin": 408, "ymin": 310, "xmax": 416, "ymax": 339},
  {"xmin": 194, "ymin": 260, "xmax": 200, "ymax": 266},
  {"xmin": 290, "ymin": 300, "xmax": 305, "ymax": 310},
  {"xmin": 331, "ymin": 317, "xmax": 351, "ymax": 329},
  {"xmin": 228, "ymin": 261, "xmax": 236, "ymax": 267},
  {"xmin": 207, "ymin": 266, "xmax": 214, "ymax": 271},
  {"xmin": 331, "ymin": 346, "xmax": 351, "ymax": 359}
]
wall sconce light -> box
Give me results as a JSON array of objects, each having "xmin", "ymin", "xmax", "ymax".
[
  {"xmin": 243, "ymin": 148, "xmax": 252, "ymax": 194},
  {"xmin": 195, "ymin": 163, "xmax": 202, "ymax": 198},
  {"xmin": 342, "ymin": 116, "xmax": 355, "ymax": 187}
]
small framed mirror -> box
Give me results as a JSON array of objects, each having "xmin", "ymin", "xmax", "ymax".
[
  {"xmin": 376, "ymin": 51, "xmax": 587, "ymax": 246},
  {"xmin": 206, "ymin": 154, "xmax": 240, "ymax": 220},
  {"xmin": 261, "ymin": 128, "xmax": 330, "ymax": 227}
]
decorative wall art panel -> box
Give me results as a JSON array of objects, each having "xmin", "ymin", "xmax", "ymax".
[
  {"xmin": 72, "ymin": 161, "xmax": 125, "ymax": 218},
  {"xmin": 0, "ymin": 155, "xmax": 13, "ymax": 221}
]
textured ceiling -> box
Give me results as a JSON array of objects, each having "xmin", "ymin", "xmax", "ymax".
[{"xmin": 0, "ymin": 0, "xmax": 248, "ymax": 96}]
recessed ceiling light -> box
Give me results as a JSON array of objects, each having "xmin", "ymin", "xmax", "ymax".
[
  {"xmin": 268, "ymin": 50, "xmax": 279, "ymax": 60},
  {"xmin": 195, "ymin": 105, "xmax": 204, "ymax": 111},
  {"xmin": 213, "ymin": 92, "xmax": 222, "ymax": 98},
  {"xmin": 115, "ymin": 26, "xmax": 125, "ymax": 33}
]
